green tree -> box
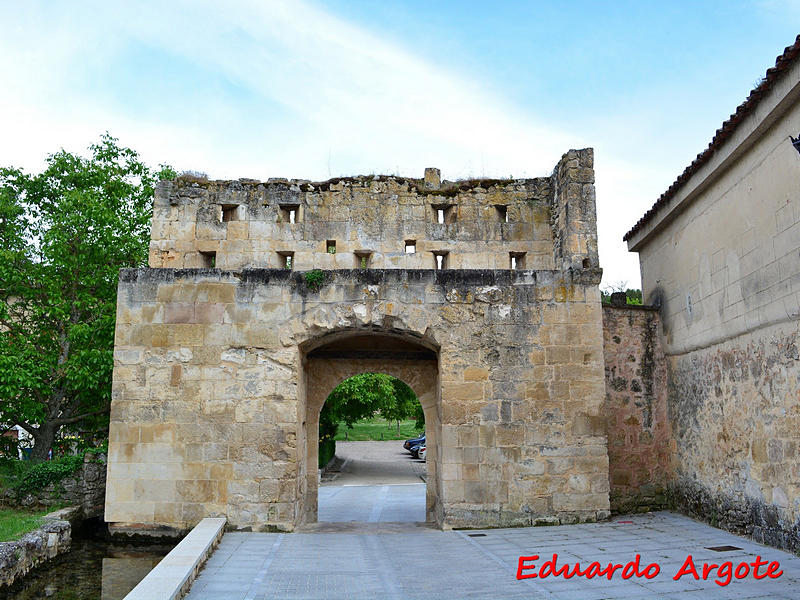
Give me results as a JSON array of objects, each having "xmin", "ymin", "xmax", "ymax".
[
  {"xmin": 379, "ymin": 377, "xmax": 418, "ymax": 434},
  {"xmin": 600, "ymin": 281, "xmax": 643, "ymax": 306},
  {"xmin": 0, "ymin": 134, "xmax": 175, "ymax": 460},
  {"xmin": 319, "ymin": 373, "xmax": 421, "ymax": 445}
]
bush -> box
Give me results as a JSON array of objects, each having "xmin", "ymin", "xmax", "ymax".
[
  {"xmin": 304, "ymin": 269, "xmax": 325, "ymax": 291},
  {"xmin": 12, "ymin": 455, "xmax": 83, "ymax": 498},
  {"xmin": 84, "ymin": 441, "xmax": 108, "ymax": 456},
  {"xmin": 319, "ymin": 439, "xmax": 336, "ymax": 468}
]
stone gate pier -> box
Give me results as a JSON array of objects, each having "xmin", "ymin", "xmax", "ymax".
[{"xmin": 105, "ymin": 149, "xmax": 610, "ymax": 533}]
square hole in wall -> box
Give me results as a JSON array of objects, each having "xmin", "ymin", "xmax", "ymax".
[
  {"xmin": 199, "ymin": 250, "xmax": 216, "ymax": 268},
  {"xmin": 326, "ymin": 240, "xmax": 336, "ymax": 254},
  {"xmin": 279, "ymin": 204, "xmax": 300, "ymax": 223},
  {"xmin": 221, "ymin": 204, "xmax": 243, "ymax": 222},
  {"xmin": 278, "ymin": 251, "xmax": 294, "ymax": 270},
  {"xmin": 433, "ymin": 204, "xmax": 455, "ymax": 224},
  {"xmin": 433, "ymin": 251, "xmax": 449, "ymax": 270},
  {"xmin": 405, "ymin": 240, "xmax": 416, "ymax": 254},
  {"xmin": 510, "ymin": 252, "xmax": 526, "ymax": 270},
  {"xmin": 355, "ymin": 251, "xmax": 372, "ymax": 268},
  {"xmin": 495, "ymin": 205, "xmax": 508, "ymax": 223}
]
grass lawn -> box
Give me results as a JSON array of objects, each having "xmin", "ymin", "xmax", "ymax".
[
  {"xmin": 0, "ymin": 507, "xmax": 51, "ymax": 542},
  {"xmin": 335, "ymin": 418, "xmax": 423, "ymax": 441}
]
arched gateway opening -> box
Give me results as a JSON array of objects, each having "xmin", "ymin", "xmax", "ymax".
[{"xmin": 298, "ymin": 330, "xmax": 441, "ymax": 526}]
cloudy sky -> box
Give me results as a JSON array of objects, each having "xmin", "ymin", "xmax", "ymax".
[{"xmin": 1, "ymin": 1, "xmax": 798, "ymax": 287}]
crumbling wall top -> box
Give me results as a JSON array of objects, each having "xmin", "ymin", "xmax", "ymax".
[{"xmin": 149, "ymin": 150, "xmax": 598, "ymax": 274}]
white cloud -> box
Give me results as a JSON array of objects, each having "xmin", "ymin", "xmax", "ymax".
[{"xmin": 0, "ymin": 0, "xmax": 648, "ymax": 285}]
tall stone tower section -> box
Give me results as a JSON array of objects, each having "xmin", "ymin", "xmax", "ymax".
[{"xmin": 106, "ymin": 149, "xmax": 609, "ymax": 534}]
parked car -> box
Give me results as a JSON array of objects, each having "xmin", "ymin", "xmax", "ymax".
[
  {"xmin": 418, "ymin": 445, "xmax": 426, "ymax": 461},
  {"xmin": 410, "ymin": 442, "xmax": 424, "ymax": 459},
  {"xmin": 403, "ymin": 434, "xmax": 425, "ymax": 453}
]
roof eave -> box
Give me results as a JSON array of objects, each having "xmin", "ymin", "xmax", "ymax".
[{"xmin": 625, "ymin": 35, "xmax": 800, "ymax": 250}]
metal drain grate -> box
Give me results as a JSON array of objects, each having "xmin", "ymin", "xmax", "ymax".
[
  {"xmin": 468, "ymin": 533, "xmax": 487, "ymax": 537},
  {"xmin": 706, "ymin": 545, "xmax": 742, "ymax": 552}
]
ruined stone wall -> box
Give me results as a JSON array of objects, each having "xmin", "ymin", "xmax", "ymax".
[
  {"xmin": 148, "ymin": 170, "xmax": 563, "ymax": 272},
  {"xmin": 602, "ymin": 304, "xmax": 670, "ymax": 514},
  {"xmin": 551, "ymin": 150, "xmax": 598, "ymax": 271}
]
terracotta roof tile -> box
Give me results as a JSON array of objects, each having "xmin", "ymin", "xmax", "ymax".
[{"xmin": 624, "ymin": 35, "xmax": 800, "ymax": 242}]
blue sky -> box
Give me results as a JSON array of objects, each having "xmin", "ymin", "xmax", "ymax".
[{"xmin": 1, "ymin": 1, "xmax": 798, "ymax": 287}]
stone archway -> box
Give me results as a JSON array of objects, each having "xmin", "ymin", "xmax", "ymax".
[{"xmin": 297, "ymin": 331, "xmax": 441, "ymax": 526}]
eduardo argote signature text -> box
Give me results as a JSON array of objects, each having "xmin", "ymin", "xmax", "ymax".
[{"xmin": 516, "ymin": 553, "xmax": 783, "ymax": 587}]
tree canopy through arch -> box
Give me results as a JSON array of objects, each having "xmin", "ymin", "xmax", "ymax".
[{"xmin": 319, "ymin": 372, "xmax": 423, "ymax": 448}]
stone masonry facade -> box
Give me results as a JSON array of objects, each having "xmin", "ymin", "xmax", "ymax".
[
  {"xmin": 625, "ymin": 39, "xmax": 800, "ymax": 553},
  {"xmin": 105, "ymin": 149, "xmax": 610, "ymax": 533},
  {"xmin": 601, "ymin": 302, "xmax": 670, "ymax": 514}
]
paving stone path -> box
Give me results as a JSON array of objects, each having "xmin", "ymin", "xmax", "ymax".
[
  {"xmin": 318, "ymin": 440, "xmax": 427, "ymax": 523},
  {"xmin": 185, "ymin": 444, "xmax": 800, "ymax": 598},
  {"xmin": 321, "ymin": 440, "xmax": 427, "ymax": 486},
  {"xmin": 185, "ymin": 511, "xmax": 800, "ymax": 599}
]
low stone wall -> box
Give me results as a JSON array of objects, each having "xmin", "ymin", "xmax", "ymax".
[
  {"xmin": 124, "ymin": 517, "xmax": 226, "ymax": 600},
  {"xmin": 0, "ymin": 508, "xmax": 75, "ymax": 589},
  {"xmin": 8, "ymin": 453, "xmax": 106, "ymax": 518},
  {"xmin": 602, "ymin": 302, "xmax": 671, "ymax": 513}
]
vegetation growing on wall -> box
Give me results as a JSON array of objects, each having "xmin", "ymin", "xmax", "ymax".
[
  {"xmin": 0, "ymin": 443, "xmax": 107, "ymax": 502},
  {"xmin": 304, "ymin": 269, "xmax": 325, "ymax": 291},
  {"xmin": 600, "ymin": 282, "xmax": 642, "ymax": 305}
]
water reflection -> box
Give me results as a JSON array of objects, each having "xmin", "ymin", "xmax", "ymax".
[
  {"xmin": 101, "ymin": 554, "xmax": 162, "ymax": 599},
  {"xmin": 1, "ymin": 536, "xmax": 172, "ymax": 600}
]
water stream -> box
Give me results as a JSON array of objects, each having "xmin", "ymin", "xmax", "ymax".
[{"xmin": 0, "ymin": 522, "xmax": 173, "ymax": 600}]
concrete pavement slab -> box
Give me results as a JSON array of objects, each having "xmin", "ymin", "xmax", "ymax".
[{"xmin": 185, "ymin": 509, "xmax": 800, "ymax": 600}]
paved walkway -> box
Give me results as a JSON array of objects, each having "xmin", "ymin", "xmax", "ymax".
[
  {"xmin": 185, "ymin": 442, "xmax": 800, "ymax": 598},
  {"xmin": 318, "ymin": 483, "xmax": 425, "ymax": 523},
  {"xmin": 317, "ymin": 440, "xmax": 427, "ymax": 524},
  {"xmin": 321, "ymin": 440, "xmax": 426, "ymax": 486},
  {"xmin": 185, "ymin": 511, "xmax": 800, "ymax": 599}
]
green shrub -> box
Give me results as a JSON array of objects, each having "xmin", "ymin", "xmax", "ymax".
[
  {"xmin": 304, "ymin": 269, "xmax": 325, "ymax": 291},
  {"xmin": 84, "ymin": 441, "xmax": 108, "ymax": 456},
  {"xmin": 12, "ymin": 455, "xmax": 83, "ymax": 498},
  {"xmin": 318, "ymin": 439, "xmax": 336, "ymax": 468}
]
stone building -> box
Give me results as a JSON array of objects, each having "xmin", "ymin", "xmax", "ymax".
[
  {"xmin": 105, "ymin": 149, "xmax": 611, "ymax": 533},
  {"xmin": 625, "ymin": 36, "xmax": 800, "ymax": 551}
]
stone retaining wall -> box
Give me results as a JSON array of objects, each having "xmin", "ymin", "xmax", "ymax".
[
  {"xmin": 7, "ymin": 453, "xmax": 107, "ymax": 518},
  {"xmin": 0, "ymin": 508, "xmax": 74, "ymax": 590}
]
